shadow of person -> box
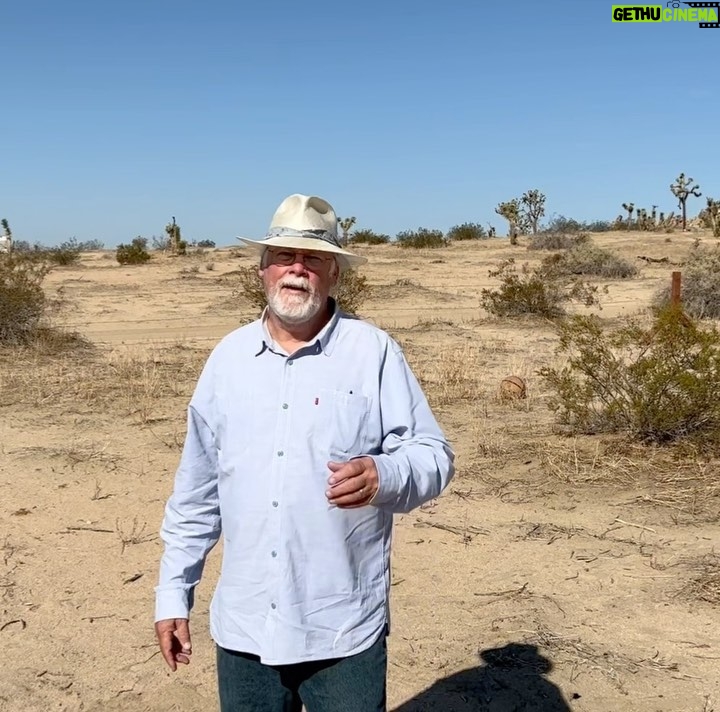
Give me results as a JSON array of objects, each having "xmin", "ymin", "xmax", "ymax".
[{"xmin": 392, "ymin": 642, "xmax": 574, "ymax": 712}]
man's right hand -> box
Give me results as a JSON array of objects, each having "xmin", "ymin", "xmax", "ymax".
[{"xmin": 155, "ymin": 618, "xmax": 192, "ymax": 671}]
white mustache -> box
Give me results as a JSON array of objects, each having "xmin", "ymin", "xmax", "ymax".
[{"xmin": 280, "ymin": 277, "xmax": 311, "ymax": 292}]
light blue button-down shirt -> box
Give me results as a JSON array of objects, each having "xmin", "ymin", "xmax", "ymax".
[{"xmin": 155, "ymin": 301, "xmax": 455, "ymax": 665}]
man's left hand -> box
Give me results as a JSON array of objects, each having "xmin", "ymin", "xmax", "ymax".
[{"xmin": 326, "ymin": 457, "xmax": 379, "ymax": 508}]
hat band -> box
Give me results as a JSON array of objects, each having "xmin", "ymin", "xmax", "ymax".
[{"xmin": 266, "ymin": 226, "xmax": 342, "ymax": 248}]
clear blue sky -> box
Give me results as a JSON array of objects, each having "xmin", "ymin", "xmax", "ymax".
[{"xmin": 1, "ymin": 0, "xmax": 717, "ymax": 247}]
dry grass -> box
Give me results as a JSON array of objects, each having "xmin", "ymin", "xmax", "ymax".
[
  {"xmin": 538, "ymin": 438, "xmax": 641, "ymax": 485},
  {"xmin": 416, "ymin": 342, "xmax": 487, "ymax": 406},
  {"xmin": 674, "ymin": 554, "xmax": 720, "ymax": 606},
  {"xmin": 0, "ymin": 341, "xmax": 208, "ymax": 423}
]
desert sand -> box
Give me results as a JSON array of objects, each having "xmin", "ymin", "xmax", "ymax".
[{"xmin": 1, "ymin": 231, "xmax": 718, "ymax": 712}]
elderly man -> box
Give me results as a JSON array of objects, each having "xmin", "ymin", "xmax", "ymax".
[{"xmin": 154, "ymin": 194, "xmax": 455, "ymax": 712}]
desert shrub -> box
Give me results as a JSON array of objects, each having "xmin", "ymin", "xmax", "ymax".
[
  {"xmin": 234, "ymin": 266, "xmax": 370, "ymax": 315},
  {"xmin": 541, "ymin": 215, "xmax": 613, "ymax": 234},
  {"xmin": 652, "ymin": 244, "xmax": 720, "ymax": 319},
  {"xmin": 527, "ymin": 232, "xmax": 590, "ymax": 251},
  {"xmin": 76, "ymin": 239, "xmax": 104, "ymax": 251},
  {"xmin": 396, "ymin": 228, "xmax": 447, "ymax": 249},
  {"xmin": 349, "ymin": 230, "xmax": 390, "ymax": 245},
  {"xmin": 151, "ymin": 235, "xmax": 170, "ymax": 250},
  {"xmin": 197, "ymin": 239, "xmax": 216, "ymax": 248},
  {"xmin": 47, "ymin": 238, "xmax": 82, "ymax": 266},
  {"xmin": 539, "ymin": 305, "xmax": 720, "ymax": 446},
  {"xmin": 0, "ymin": 253, "xmax": 51, "ymax": 344},
  {"xmin": 480, "ymin": 258, "xmax": 599, "ymax": 318},
  {"xmin": 447, "ymin": 223, "xmax": 487, "ymax": 241},
  {"xmin": 116, "ymin": 237, "xmax": 151, "ymax": 265},
  {"xmin": 543, "ymin": 243, "xmax": 638, "ymax": 278}
]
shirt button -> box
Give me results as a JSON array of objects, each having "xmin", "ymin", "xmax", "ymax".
[
  {"xmin": 282, "ymin": 403, "xmax": 288, "ymax": 409},
  {"xmin": 271, "ymin": 603, "xmax": 277, "ymax": 610},
  {"xmin": 271, "ymin": 550, "xmax": 277, "ymax": 558},
  {"xmin": 287, "ymin": 360, "xmax": 293, "ymax": 366},
  {"xmin": 277, "ymin": 450, "xmax": 284, "ymax": 457},
  {"xmin": 272, "ymin": 501, "xmax": 278, "ymax": 508}
]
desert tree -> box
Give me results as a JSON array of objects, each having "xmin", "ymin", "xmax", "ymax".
[
  {"xmin": 699, "ymin": 197, "xmax": 720, "ymax": 237},
  {"xmin": 0, "ymin": 219, "xmax": 12, "ymax": 253},
  {"xmin": 520, "ymin": 189, "xmax": 546, "ymax": 235},
  {"xmin": 621, "ymin": 202, "xmax": 635, "ymax": 228},
  {"xmin": 670, "ymin": 173, "xmax": 701, "ymax": 231},
  {"xmin": 165, "ymin": 216, "xmax": 185, "ymax": 254},
  {"xmin": 495, "ymin": 199, "xmax": 522, "ymax": 245},
  {"xmin": 338, "ymin": 216, "xmax": 356, "ymax": 247}
]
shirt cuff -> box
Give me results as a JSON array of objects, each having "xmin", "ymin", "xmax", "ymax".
[
  {"xmin": 368, "ymin": 454, "xmax": 400, "ymax": 507},
  {"xmin": 155, "ymin": 585, "xmax": 193, "ymax": 622}
]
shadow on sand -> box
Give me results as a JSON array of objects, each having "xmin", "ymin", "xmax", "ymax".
[{"xmin": 392, "ymin": 642, "xmax": 575, "ymax": 712}]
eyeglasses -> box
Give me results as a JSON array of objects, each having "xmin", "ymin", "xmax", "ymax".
[{"xmin": 268, "ymin": 250, "xmax": 332, "ymax": 270}]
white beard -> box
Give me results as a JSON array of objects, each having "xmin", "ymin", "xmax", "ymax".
[{"xmin": 266, "ymin": 276, "xmax": 324, "ymax": 324}]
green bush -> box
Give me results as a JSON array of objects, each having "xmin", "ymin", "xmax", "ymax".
[
  {"xmin": 396, "ymin": 228, "xmax": 447, "ymax": 249},
  {"xmin": 116, "ymin": 237, "xmax": 151, "ymax": 265},
  {"xmin": 543, "ymin": 243, "xmax": 638, "ymax": 278},
  {"xmin": 197, "ymin": 239, "xmax": 216, "ymax": 248},
  {"xmin": 0, "ymin": 253, "xmax": 51, "ymax": 344},
  {"xmin": 539, "ymin": 306, "xmax": 720, "ymax": 446},
  {"xmin": 48, "ymin": 238, "xmax": 82, "ymax": 266},
  {"xmin": 447, "ymin": 223, "xmax": 487, "ymax": 241},
  {"xmin": 652, "ymin": 244, "xmax": 720, "ymax": 319},
  {"xmin": 234, "ymin": 266, "xmax": 370, "ymax": 315},
  {"xmin": 527, "ymin": 232, "xmax": 590, "ymax": 251},
  {"xmin": 541, "ymin": 215, "xmax": 613, "ymax": 234},
  {"xmin": 349, "ymin": 230, "xmax": 390, "ymax": 245},
  {"xmin": 480, "ymin": 258, "xmax": 599, "ymax": 318}
]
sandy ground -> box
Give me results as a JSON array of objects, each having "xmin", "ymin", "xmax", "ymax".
[{"xmin": 1, "ymin": 231, "xmax": 718, "ymax": 712}]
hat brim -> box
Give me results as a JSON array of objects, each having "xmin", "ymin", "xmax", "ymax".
[{"xmin": 236, "ymin": 235, "xmax": 368, "ymax": 269}]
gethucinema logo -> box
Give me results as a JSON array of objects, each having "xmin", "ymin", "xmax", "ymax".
[{"xmin": 612, "ymin": 2, "xmax": 720, "ymax": 26}]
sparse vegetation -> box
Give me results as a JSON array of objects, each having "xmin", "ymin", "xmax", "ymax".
[
  {"xmin": 447, "ymin": 223, "xmax": 487, "ymax": 241},
  {"xmin": 652, "ymin": 243, "xmax": 720, "ymax": 319},
  {"xmin": 527, "ymin": 232, "xmax": 590, "ymax": 251},
  {"xmin": 349, "ymin": 229, "xmax": 390, "ymax": 245},
  {"xmin": 116, "ymin": 237, "xmax": 151, "ymax": 265},
  {"xmin": 539, "ymin": 305, "xmax": 720, "ymax": 447},
  {"xmin": 197, "ymin": 239, "xmax": 216, "ymax": 248},
  {"xmin": 0, "ymin": 253, "xmax": 51, "ymax": 344},
  {"xmin": 396, "ymin": 228, "xmax": 446, "ymax": 249},
  {"xmin": 480, "ymin": 258, "xmax": 600, "ymax": 318},
  {"xmin": 543, "ymin": 242, "xmax": 638, "ymax": 278}
]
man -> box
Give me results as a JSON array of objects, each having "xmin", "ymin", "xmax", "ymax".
[{"xmin": 154, "ymin": 194, "xmax": 455, "ymax": 712}]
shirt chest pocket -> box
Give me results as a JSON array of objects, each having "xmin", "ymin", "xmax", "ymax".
[{"xmin": 318, "ymin": 388, "xmax": 371, "ymax": 459}]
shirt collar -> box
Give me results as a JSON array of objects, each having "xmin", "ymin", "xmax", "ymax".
[{"xmin": 256, "ymin": 298, "xmax": 341, "ymax": 357}]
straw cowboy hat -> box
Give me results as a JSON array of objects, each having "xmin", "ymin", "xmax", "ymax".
[{"xmin": 237, "ymin": 194, "xmax": 367, "ymax": 270}]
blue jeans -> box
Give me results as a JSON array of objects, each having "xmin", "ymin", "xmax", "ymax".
[{"xmin": 216, "ymin": 632, "xmax": 387, "ymax": 712}]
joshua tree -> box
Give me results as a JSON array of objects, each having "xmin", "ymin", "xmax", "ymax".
[
  {"xmin": 520, "ymin": 189, "xmax": 546, "ymax": 235},
  {"xmin": 165, "ymin": 216, "xmax": 184, "ymax": 254},
  {"xmin": 699, "ymin": 197, "xmax": 720, "ymax": 237},
  {"xmin": 670, "ymin": 173, "xmax": 701, "ymax": 231},
  {"xmin": 338, "ymin": 216, "xmax": 356, "ymax": 247},
  {"xmin": 495, "ymin": 200, "xmax": 522, "ymax": 245},
  {"xmin": 621, "ymin": 202, "xmax": 635, "ymax": 228},
  {"xmin": 0, "ymin": 219, "xmax": 12, "ymax": 252}
]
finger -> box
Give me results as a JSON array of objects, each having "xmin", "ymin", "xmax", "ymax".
[
  {"xmin": 158, "ymin": 629, "xmax": 178, "ymax": 671},
  {"xmin": 330, "ymin": 491, "xmax": 374, "ymax": 508},
  {"xmin": 174, "ymin": 619, "xmax": 192, "ymax": 654},
  {"xmin": 327, "ymin": 458, "xmax": 366, "ymax": 485},
  {"xmin": 326, "ymin": 474, "xmax": 365, "ymax": 499}
]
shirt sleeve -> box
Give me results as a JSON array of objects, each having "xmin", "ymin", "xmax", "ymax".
[
  {"xmin": 154, "ymin": 367, "xmax": 222, "ymax": 622},
  {"xmin": 369, "ymin": 341, "xmax": 455, "ymax": 513}
]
